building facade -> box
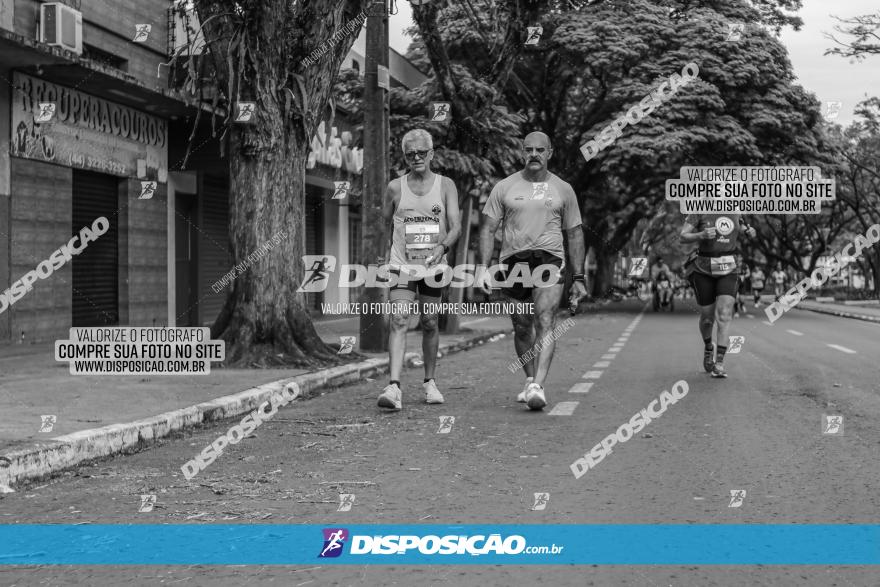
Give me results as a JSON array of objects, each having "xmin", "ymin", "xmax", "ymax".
[{"xmin": 0, "ymin": 0, "xmax": 425, "ymax": 343}]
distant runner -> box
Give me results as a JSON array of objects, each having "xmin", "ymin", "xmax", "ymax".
[
  {"xmin": 476, "ymin": 131, "xmax": 587, "ymax": 410},
  {"xmin": 681, "ymin": 214, "xmax": 756, "ymax": 378},
  {"xmin": 377, "ymin": 129, "xmax": 461, "ymax": 411},
  {"xmin": 751, "ymin": 265, "xmax": 766, "ymax": 307},
  {"xmin": 772, "ymin": 265, "xmax": 787, "ymax": 301}
]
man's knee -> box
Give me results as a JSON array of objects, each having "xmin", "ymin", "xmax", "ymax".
[
  {"xmin": 716, "ymin": 305, "xmax": 733, "ymax": 322},
  {"xmin": 699, "ymin": 313, "xmax": 714, "ymax": 328},
  {"xmin": 390, "ymin": 311, "xmax": 410, "ymax": 331},
  {"xmin": 535, "ymin": 309, "xmax": 555, "ymax": 332},
  {"xmin": 420, "ymin": 313, "xmax": 439, "ymax": 333}
]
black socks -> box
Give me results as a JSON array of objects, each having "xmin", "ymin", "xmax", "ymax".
[
  {"xmin": 424, "ymin": 378, "xmax": 433, "ymax": 383},
  {"xmin": 390, "ymin": 380, "xmax": 401, "ymax": 387},
  {"xmin": 716, "ymin": 345, "xmax": 728, "ymax": 363},
  {"xmin": 703, "ymin": 337, "xmax": 713, "ymax": 350}
]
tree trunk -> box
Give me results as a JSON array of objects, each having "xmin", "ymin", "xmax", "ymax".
[
  {"xmin": 210, "ymin": 117, "xmax": 338, "ymax": 368},
  {"xmin": 592, "ymin": 249, "xmax": 616, "ymax": 298}
]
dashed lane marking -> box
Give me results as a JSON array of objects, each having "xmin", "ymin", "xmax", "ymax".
[
  {"xmin": 582, "ymin": 371, "xmax": 603, "ymax": 379},
  {"xmin": 601, "ymin": 354, "xmax": 616, "ymax": 360},
  {"xmin": 548, "ymin": 401, "xmax": 579, "ymax": 416},
  {"xmin": 786, "ymin": 329, "xmax": 803, "ymax": 336},
  {"xmin": 593, "ymin": 361, "xmax": 611, "ymax": 368},
  {"xmin": 569, "ymin": 383, "xmax": 593, "ymax": 393},
  {"xmin": 827, "ymin": 344, "xmax": 857, "ymax": 354}
]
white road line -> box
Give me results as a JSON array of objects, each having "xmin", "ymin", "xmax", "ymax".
[
  {"xmin": 762, "ymin": 321, "xmax": 773, "ymax": 326},
  {"xmin": 461, "ymin": 317, "xmax": 490, "ymax": 326},
  {"xmin": 593, "ymin": 361, "xmax": 611, "ymax": 368},
  {"xmin": 786, "ymin": 329, "xmax": 803, "ymax": 336},
  {"xmin": 827, "ymin": 344, "xmax": 857, "ymax": 354},
  {"xmin": 569, "ymin": 382, "xmax": 593, "ymax": 393},
  {"xmin": 607, "ymin": 348, "xmax": 621, "ymax": 353},
  {"xmin": 601, "ymin": 354, "xmax": 615, "ymax": 360},
  {"xmin": 582, "ymin": 370, "xmax": 603, "ymax": 379},
  {"xmin": 548, "ymin": 401, "xmax": 579, "ymax": 416},
  {"xmin": 616, "ymin": 338, "xmax": 628, "ymax": 343}
]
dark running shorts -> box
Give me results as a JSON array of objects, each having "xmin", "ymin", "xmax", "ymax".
[
  {"xmin": 498, "ymin": 250, "xmax": 564, "ymax": 301},
  {"xmin": 388, "ymin": 267, "xmax": 444, "ymax": 300},
  {"xmin": 688, "ymin": 271, "xmax": 739, "ymax": 306}
]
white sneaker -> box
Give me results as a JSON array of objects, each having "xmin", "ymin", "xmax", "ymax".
[
  {"xmin": 516, "ymin": 377, "xmax": 534, "ymax": 403},
  {"xmin": 524, "ymin": 382, "xmax": 547, "ymax": 411},
  {"xmin": 378, "ymin": 383, "xmax": 402, "ymax": 410},
  {"xmin": 423, "ymin": 380, "xmax": 444, "ymax": 404}
]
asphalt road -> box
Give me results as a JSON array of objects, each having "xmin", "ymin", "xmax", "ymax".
[{"xmin": 1, "ymin": 298, "xmax": 878, "ymax": 586}]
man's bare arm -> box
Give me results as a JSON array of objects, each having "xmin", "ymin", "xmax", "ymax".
[
  {"xmin": 381, "ymin": 179, "xmax": 400, "ymax": 262},
  {"xmin": 566, "ymin": 226, "xmax": 586, "ymax": 275},
  {"xmin": 478, "ymin": 214, "xmax": 502, "ymax": 267},
  {"xmin": 441, "ymin": 177, "xmax": 462, "ymax": 250}
]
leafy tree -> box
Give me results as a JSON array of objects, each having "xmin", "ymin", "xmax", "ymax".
[{"xmin": 178, "ymin": 0, "xmax": 371, "ymax": 366}]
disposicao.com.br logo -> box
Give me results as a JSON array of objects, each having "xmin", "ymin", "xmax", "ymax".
[
  {"xmin": 318, "ymin": 528, "xmax": 563, "ymax": 558},
  {"xmin": 297, "ymin": 255, "xmax": 562, "ymax": 293}
]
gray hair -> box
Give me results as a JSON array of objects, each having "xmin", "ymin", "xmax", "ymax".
[{"xmin": 401, "ymin": 128, "xmax": 433, "ymax": 151}]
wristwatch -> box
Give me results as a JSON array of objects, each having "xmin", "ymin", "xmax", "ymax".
[
  {"xmin": 441, "ymin": 243, "xmax": 449, "ymax": 254},
  {"xmin": 572, "ymin": 273, "xmax": 586, "ymax": 283}
]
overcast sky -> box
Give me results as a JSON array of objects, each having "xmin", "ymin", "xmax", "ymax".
[{"xmin": 387, "ymin": 0, "xmax": 879, "ymax": 126}]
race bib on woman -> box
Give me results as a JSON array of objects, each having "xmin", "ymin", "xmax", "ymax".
[{"xmin": 709, "ymin": 255, "xmax": 736, "ymax": 276}]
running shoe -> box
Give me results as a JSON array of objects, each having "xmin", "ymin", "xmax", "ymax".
[
  {"xmin": 516, "ymin": 377, "xmax": 535, "ymax": 403},
  {"xmin": 524, "ymin": 382, "xmax": 547, "ymax": 411},
  {"xmin": 710, "ymin": 363, "xmax": 728, "ymax": 378},
  {"xmin": 703, "ymin": 345, "xmax": 715, "ymax": 373},
  {"xmin": 734, "ymin": 311, "xmax": 740, "ymax": 318},
  {"xmin": 378, "ymin": 383, "xmax": 402, "ymax": 410},
  {"xmin": 423, "ymin": 380, "xmax": 444, "ymax": 404},
  {"xmin": 516, "ymin": 377, "xmax": 535, "ymax": 404}
]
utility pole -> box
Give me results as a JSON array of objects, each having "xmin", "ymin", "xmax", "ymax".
[{"xmin": 359, "ymin": 0, "xmax": 390, "ymax": 352}]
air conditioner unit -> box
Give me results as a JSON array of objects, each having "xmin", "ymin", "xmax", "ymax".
[{"xmin": 39, "ymin": 3, "xmax": 83, "ymax": 55}]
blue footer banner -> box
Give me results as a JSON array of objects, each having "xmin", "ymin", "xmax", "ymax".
[{"xmin": 0, "ymin": 524, "xmax": 878, "ymax": 565}]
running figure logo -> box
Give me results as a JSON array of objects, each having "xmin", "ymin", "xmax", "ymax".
[
  {"xmin": 728, "ymin": 489, "xmax": 746, "ymax": 508},
  {"xmin": 726, "ymin": 23, "xmax": 744, "ymax": 41},
  {"xmin": 437, "ymin": 416, "xmax": 455, "ymax": 434},
  {"xmin": 337, "ymin": 494, "xmax": 355, "ymax": 512},
  {"xmin": 297, "ymin": 255, "xmax": 337, "ymax": 293},
  {"xmin": 139, "ymin": 494, "xmax": 157, "ymax": 512},
  {"xmin": 133, "ymin": 24, "xmax": 151, "ymax": 42},
  {"xmin": 332, "ymin": 181, "xmax": 350, "ymax": 200},
  {"xmin": 338, "ymin": 336, "xmax": 356, "ymax": 355},
  {"xmin": 824, "ymin": 101, "xmax": 843, "ymax": 121},
  {"xmin": 629, "ymin": 257, "xmax": 647, "ymax": 277},
  {"xmin": 139, "ymin": 181, "xmax": 157, "ymax": 200},
  {"xmin": 822, "ymin": 415, "xmax": 843, "ymax": 435},
  {"xmin": 34, "ymin": 102, "xmax": 56, "ymax": 123},
  {"xmin": 727, "ymin": 336, "xmax": 744, "ymax": 354},
  {"xmin": 525, "ymin": 26, "xmax": 543, "ymax": 45},
  {"xmin": 531, "ymin": 492, "xmax": 550, "ymax": 511},
  {"xmin": 430, "ymin": 102, "xmax": 451, "ymax": 122},
  {"xmin": 235, "ymin": 102, "xmax": 256, "ymax": 123},
  {"xmin": 319, "ymin": 528, "xmax": 349, "ymax": 557},
  {"xmin": 39, "ymin": 415, "xmax": 56, "ymax": 433}
]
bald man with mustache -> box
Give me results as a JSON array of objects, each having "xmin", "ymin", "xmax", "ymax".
[{"xmin": 476, "ymin": 132, "xmax": 587, "ymax": 410}]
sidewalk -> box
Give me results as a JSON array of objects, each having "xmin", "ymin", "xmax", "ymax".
[
  {"xmin": 0, "ymin": 315, "xmax": 512, "ymax": 490},
  {"xmin": 793, "ymin": 299, "xmax": 880, "ymax": 324}
]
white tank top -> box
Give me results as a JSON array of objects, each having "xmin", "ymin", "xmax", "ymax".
[{"xmin": 390, "ymin": 173, "xmax": 449, "ymax": 271}]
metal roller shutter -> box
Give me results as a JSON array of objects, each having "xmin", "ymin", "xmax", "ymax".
[
  {"xmin": 198, "ymin": 173, "xmax": 230, "ymax": 325},
  {"xmin": 72, "ymin": 171, "xmax": 119, "ymax": 326}
]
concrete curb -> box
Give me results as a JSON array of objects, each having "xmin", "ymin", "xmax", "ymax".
[
  {"xmin": 795, "ymin": 304, "xmax": 880, "ymax": 324},
  {"xmin": 0, "ymin": 329, "xmax": 510, "ymax": 491}
]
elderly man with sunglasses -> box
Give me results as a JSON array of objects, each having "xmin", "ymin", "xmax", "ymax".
[
  {"xmin": 377, "ymin": 129, "xmax": 462, "ymax": 411},
  {"xmin": 476, "ymin": 132, "xmax": 587, "ymax": 410}
]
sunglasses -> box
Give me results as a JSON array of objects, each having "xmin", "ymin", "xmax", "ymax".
[
  {"xmin": 523, "ymin": 147, "xmax": 549, "ymax": 154},
  {"xmin": 404, "ymin": 149, "xmax": 431, "ymax": 161}
]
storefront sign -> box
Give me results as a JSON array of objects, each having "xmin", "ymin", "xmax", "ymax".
[
  {"xmin": 307, "ymin": 120, "xmax": 363, "ymax": 175},
  {"xmin": 10, "ymin": 72, "xmax": 167, "ymax": 181}
]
